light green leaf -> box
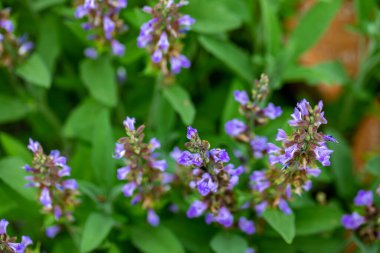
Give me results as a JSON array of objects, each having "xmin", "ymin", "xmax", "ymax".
[
  {"xmin": 16, "ymin": 53, "xmax": 51, "ymax": 88},
  {"xmin": 80, "ymin": 213, "xmax": 114, "ymax": 253},
  {"xmin": 0, "ymin": 95, "xmax": 31, "ymax": 124},
  {"xmin": 0, "ymin": 133, "xmax": 33, "ymax": 162},
  {"xmin": 80, "ymin": 56, "xmax": 117, "ymax": 107},
  {"xmin": 0, "ymin": 157, "xmax": 35, "ymax": 200},
  {"xmin": 91, "ymin": 110, "xmax": 115, "ymax": 186},
  {"xmin": 263, "ymin": 209, "xmax": 295, "ymax": 244},
  {"xmin": 163, "ymin": 85, "xmax": 196, "ymax": 126},
  {"xmin": 365, "ymin": 156, "xmax": 380, "ymax": 177},
  {"xmin": 210, "ymin": 232, "xmax": 247, "ymax": 253},
  {"xmin": 260, "ymin": 0, "xmax": 282, "ymax": 55},
  {"xmin": 131, "ymin": 225, "xmax": 185, "ymax": 253},
  {"xmin": 199, "ymin": 36, "xmax": 254, "ymax": 83}
]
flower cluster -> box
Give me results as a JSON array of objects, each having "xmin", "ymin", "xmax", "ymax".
[
  {"xmin": 0, "ymin": 219, "xmax": 32, "ymax": 253},
  {"xmin": 342, "ymin": 189, "xmax": 380, "ymax": 243},
  {"xmin": 114, "ymin": 116, "xmax": 170, "ymax": 227},
  {"xmin": 0, "ymin": 9, "xmax": 33, "ymax": 68},
  {"xmin": 176, "ymin": 127, "xmax": 255, "ymax": 234},
  {"xmin": 75, "ymin": 0, "xmax": 127, "ymax": 58},
  {"xmin": 24, "ymin": 139, "xmax": 79, "ymax": 238},
  {"xmin": 138, "ymin": 0, "xmax": 195, "ymax": 76}
]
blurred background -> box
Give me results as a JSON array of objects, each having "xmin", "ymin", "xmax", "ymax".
[{"xmin": 0, "ymin": 0, "xmax": 380, "ymax": 252}]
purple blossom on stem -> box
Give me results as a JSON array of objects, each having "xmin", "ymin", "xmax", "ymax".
[
  {"xmin": 46, "ymin": 225, "xmax": 61, "ymax": 238},
  {"xmin": 0, "ymin": 219, "xmax": 8, "ymax": 234},
  {"xmin": 186, "ymin": 126, "xmax": 198, "ymax": 140},
  {"xmin": 341, "ymin": 212, "xmax": 365, "ymax": 230},
  {"xmin": 354, "ymin": 190, "xmax": 373, "ymax": 207},
  {"xmin": 197, "ymin": 173, "xmax": 218, "ymax": 196},
  {"xmin": 187, "ymin": 200, "xmax": 207, "ymax": 218},
  {"xmin": 210, "ymin": 149, "xmax": 230, "ymax": 163},
  {"xmin": 215, "ymin": 207, "xmax": 233, "ymax": 228},
  {"xmin": 225, "ymin": 119, "xmax": 246, "ymax": 137},
  {"xmin": 263, "ymin": 103, "xmax": 282, "ymax": 119},
  {"xmin": 250, "ymin": 171, "xmax": 270, "ymax": 192},
  {"xmin": 234, "ymin": 90, "xmax": 249, "ymax": 106},
  {"xmin": 239, "ymin": 217, "xmax": 255, "ymax": 235},
  {"xmin": 278, "ymin": 199, "xmax": 292, "ymax": 215},
  {"xmin": 147, "ymin": 209, "xmax": 160, "ymax": 227}
]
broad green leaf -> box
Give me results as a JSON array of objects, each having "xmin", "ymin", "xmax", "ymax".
[
  {"xmin": 91, "ymin": 110, "xmax": 115, "ymax": 186},
  {"xmin": 80, "ymin": 213, "xmax": 114, "ymax": 253},
  {"xmin": 263, "ymin": 209, "xmax": 295, "ymax": 244},
  {"xmin": 0, "ymin": 133, "xmax": 33, "ymax": 162},
  {"xmin": 288, "ymin": 0, "xmax": 343, "ymax": 58},
  {"xmin": 295, "ymin": 203, "xmax": 343, "ymax": 236},
  {"xmin": 163, "ymin": 85, "xmax": 196, "ymax": 126},
  {"xmin": 366, "ymin": 156, "xmax": 380, "ymax": 177},
  {"xmin": 131, "ymin": 225, "xmax": 185, "ymax": 253},
  {"xmin": 260, "ymin": 0, "xmax": 282, "ymax": 55},
  {"xmin": 257, "ymin": 237, "xmax": 296, "ymax": 253},
  {"xmin": 63, "ymin": 98, "xmax": 107, "ymax": 142},
  {"xmin": 183, "ymin": 0, "xmax": 243, "ymax": 34},
  {"xmin": 16, "ymin": 53, "xmax": 51, "ymax": 88},
  {"xmin": 210, "ymin": 232, "xmax": 247, "ymax": 253},
  {"xmin": 294, "ymin": 236, "xmax": 344, "ymax": 253},
  {"xmin": 80, "ymin": 56, "xmax": 117, "ymax": 107},
  {"xmin": 0, "ymin": 95, "xmax": 31, "ymax": 124},
  {"xmin": 199, "ymin": 36, "xmax": 254, "ymax": 83},
  {"xmin": 0, "ymin": 157, "xmax": 35, "ymax": 200},
  {"xmin": 32, "ymin": 0, "xmax": 65, "ymax": 12}
]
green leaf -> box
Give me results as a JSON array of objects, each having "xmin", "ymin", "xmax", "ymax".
[
  {"xmin": 91, "ymin": 110, "xmax": 115, "ymax": 186},
  {"xmin": 0, "ymin": 157, "xmax": 35, "ymax": 200},
  {"xmin": 131, "ymin": 225, "xmax": 185, "ymax": 253},
  {"xmin": 260, "ymin": 0, "xmax": 282, "ymax": 55},
  {"xmin": 16, "ymin": 53, "xmax": 51, "ymax": 88},
  {"xmin": 183, "ymin": 0, "xmax": 243, "ymax": 34},
  {"xmin": 288, "ymin": 0, "xmax": 343, "ymax": 58},
  {"xmin": 294, "ymin": 236, "xmax": 344, "ymax": 253},
  {"xmin": 80, "ymin": 56, "xmax": 117, "ymax": 107},
  {"xmin": 80, "ymin": 213, "xmax": 114, "ymax": 253},
  {"xmin": 63, "ymin": 98, "xmax": 107, "ymax": 142},
  {"xmin": 199, "ymin": 36, "xmax": 254, "ymax": 83},
  {"xmin": 0, "ymin": 133, "xmax": 33, "ymax": 162},
  {"xmin": 210, "ymin": 232, "xmax": 247, "ymax": 253},
  {"xmin": 295, "ymin": 203, "xmax": 343, "ymax": 236},
  {"xmin": 0, "ymin": 95, "xmax": 31, "ymax": 124},
  {"xmin": 32, "ymin": 0, "xmax": 65, "ymax": 12},
  {"xmin": 163, "ymin": 85, "xmax": 196, "ymax": 126},
  {"xmin": 365, "ymin": 156, "xmax": 380, "ymax": 177},
  {"xmin": 263, "ymin": 209, "xmax": 295, "ymax": 244}
]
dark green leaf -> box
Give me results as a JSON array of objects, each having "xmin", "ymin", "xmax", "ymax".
[
  {"xmin": 263, "ymin": 209, "xmax": 295, "ymax": 244},
  {"xmin": 16, "ymin": 53, "xmax": 51, "ymax": 88},
  {"xmin": 80, "ymin": 56, "xmax": 117, "ymax": 107},
  {"xmin": 0, "ymin": 133, "xmax": 32, "ymax": 162},
  {"xmin": 163, "ymin": 85, "xmax": 196, "ymax": 126},
  {"xmin": 80, "ymin": 213, "xmax": 114, "ymax": 253},
  {"xmin": 210, "ymin": 232, "xmax": 247, "ymax": 253},
  {"xmin": 0, "ymin": 95, "xmax": 30, "ymax": 124},
  {"xmin": 32, "ymin": 0, "xmax": 65, "ymax": 12}
]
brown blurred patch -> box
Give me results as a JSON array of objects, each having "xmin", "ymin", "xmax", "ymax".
[{"xmin": 287, "ymin": 0, "xmax": 364, "ymax": 101}]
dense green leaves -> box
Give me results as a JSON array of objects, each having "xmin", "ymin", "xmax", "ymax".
[
  {"xmin": 16, "ymin": 53, "xmax": 52, "ymax": 88},
  {"xmin": 163, "ymin": 85, "xmax": 196, "ymax": 126},
  {"xmin": 199, "ymin": 36, "xmax": 254, "ymax": 83},
  {"xmin": 80, "ymin": 213, "xmax": 114, "ymax": 253},
  {"xmin": 131, "ymin": 225, "xmax": 185, "ymax": 253},
  {"xmin": 263, "ymin": 209, "xmax": 295, "ymax": 244},
  {"xmin": 0, "ymin": 95, "xmax": 30, "ymax": 124},
  {"xmin": 80, "ymin": 56, "xmax": 117, "ymax": 107},
  {"xmin": 210, "ymin": 232, "xmax": 247, "ymax": 253}
]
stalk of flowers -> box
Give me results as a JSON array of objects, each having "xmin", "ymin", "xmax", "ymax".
[
  {"xmin": 74, "ymin": 0, "xmax": 127, "ymax": 58},
  {"xmin": 0, "ymin": 8, "xmax": 33, "ymax": 68},
  {"xmin": 114, "ymin": 116, "xmax": 170, "ymax": 227},
  {"xmin": 0, "ymin": 219, "xmax": 33, "ymax": 253},
  {"xmin": 24, "ymin": 139, "xmax": 80, "ymax": 238},
  {"xmin": 138, "ymin": 0, "xmax": 195, "ymax": 77},
  {"xmin": 176, "ymin": 127, "xmax": 255, "ymax": 235},
  {"xmin": 225, "ymin": 74, "xmax": 282, "ymax": 159},
  {"xmin": 341, "ymin": 189, "xmax": 380, "ymax": 243}
]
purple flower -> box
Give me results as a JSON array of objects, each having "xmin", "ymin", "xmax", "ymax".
[
  {"xmin": 239, "ymin": 217, "xmax": 255, "ymax": 235},
  {"xmin": 0, "ymin": 33, "xmax": 3, "ymax": 42},
  {"xmin": 50, "ymin": 150, "xmax": 67, "ymax": 166},
  {"xmin": 197, "ymin": 173, "xmax": 218, "ymax": 196},
  {"xmin": 215, "ymin": 207, "xmax": 233, "ymax": 228},
  {"xmin": 305, "ymin": 167, "xmax": 321, "ymax": 177},
  {"xmin": 142, "ymin": 6, "xmax": 152, "ymax": 13},
  {"xmin": 84, "ymin": 0, "xmax": 96, "ymax": 9},
  {"xmin": 234, "ymin": 90, "xmax": 249, "ymax": 106},
  {"xmin": 46, "ymin": 225, "xmax": 61, "ymax": 238},
  {"xmin": 341, "ymin": 212, "xmax": 365, "ymax": 230},
  {"xmin": 263, "ymin": 103, "xmax": 282, "ymax": 119},
  {"xmin": 178, "ymin": 15, "xmax": 195, "ymax": 30},
  {"xmin": 170, "ymin": 55, "xmax": 190, "ymax": 74},
  {"xmin": 84, "ymin": 47, "xmax": 98, "ymax": 59},
  {"xmin": 9, "ymin": 236, "xmax": 33, "ymax": 253},
  {"xmin": 152, "ymin": 49, "xmax": 163, "ymax": 63},
  {"xmin": 255, "ymin": 201, "xmax": 268, "ymax": 216},
  {"xmin": 157, "ymin": 32, "xmax": 169, "ymax": 51},
  {"xmin": 123, "ymin": 116, "xmax": 135, "ymax": 131},
  {"xmin": 27, "ymin": 138, "xmax": 40, "ymax": 153},
  {"xmin": 186, "ymin": 126, "xmax": 198, "ymax": 140},
  {"xmin": 123, "ymin": 182, "xmax": 137, "ymax": 197},
  {"xmin": 0, "ymin": 19, "xmax": 14, "ymax": 32},
  {"xmin": 278, "ymin": 199, "xmax": 292, "ymax": 215},
  {"xmin": 0, "ymin": 219, "xmax": 9, "ymax": 234},
  {"xmin": 250, "ymin": 136, "xmax": 268, "ymax": 158},
  {"xmin": 314, "ymin": 144, "xmax": 333, "ymax": 166},
  {"xmin": 246, "ymin": 248, "xmax": 255, "ymax": 253},
  {"xmin": 103, "ymin": 16, "xmax": 115, "ymax": 40},
  {"xmin": 23, "ymin": 164, "xmax": 33, "ymax": 172},
  {"xmin": 151, "ymin": 160, "xmax": 168, "ymax": 171},
  {"xmin": 111, "ymin": 40, "xmax": 125, "ymax": 56},
  {"xmin": 147, "ymin": 209, "xmax": 160, "ymax": 227},
  {"xmin": 250, "ymin": 171, "xmax": 270, "ymax": 192},
  {"xmin": 302, "ymin": 181, "xmax": 312, "ymax": 192},
  {"xmin": 170, "ymin": 147, "xmax": 182, "ymax": 160},
  {"xmin": 58, "ymin": 165, "xmax": 71, "ymax": 177},
  {"xmin": 177, "ymin": 151, "xmax": 202, "ymax": 167},
  {"xmin": 117, "ymin": 166, "xmax": 131, "ymax": 180},
  {"xmin": 75, "ymin": 5, "xmax": 88, "ymax": 18},
  {"xmin": 54, "ymin": 206, "xmax": 62, "ymax": 220},
  {"xmin": 113, "ymin": 143, "xmax": 125, "ymax": 159},
  {"xmin": 210, "ymin": 149, "xmax": 230, "ymax": 163},
  {"xmin": 324, "ymin": 135, "xmax": 338, "ymax": 143},
  {"xmin": 187, "ymin": 200, "xmax": 207, "ymax": 218},
  {"xmin": 18, "ymin": 41, "xmax": 34, "ymax": 56},
  {"xmin": 205, "ymin": 213, "xmax": 215, "ymax": 224},
  {"xmin": 225, "ymin": 119, "xmax": 246, "ymax": 137},
  {"xmin": 276, "ymin": 129, "xmax": 287, "ymax": 141},
  {"xmin": 40, "ymin": 188, "xmax": 52, "ymax": 208},
  {"xmin": 354, "ymin": 190, "xmax": 373, "ymax": 207},
  {"xmin": 62, "ymin": 179, "xmax": 78, "ymax": 190}
]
